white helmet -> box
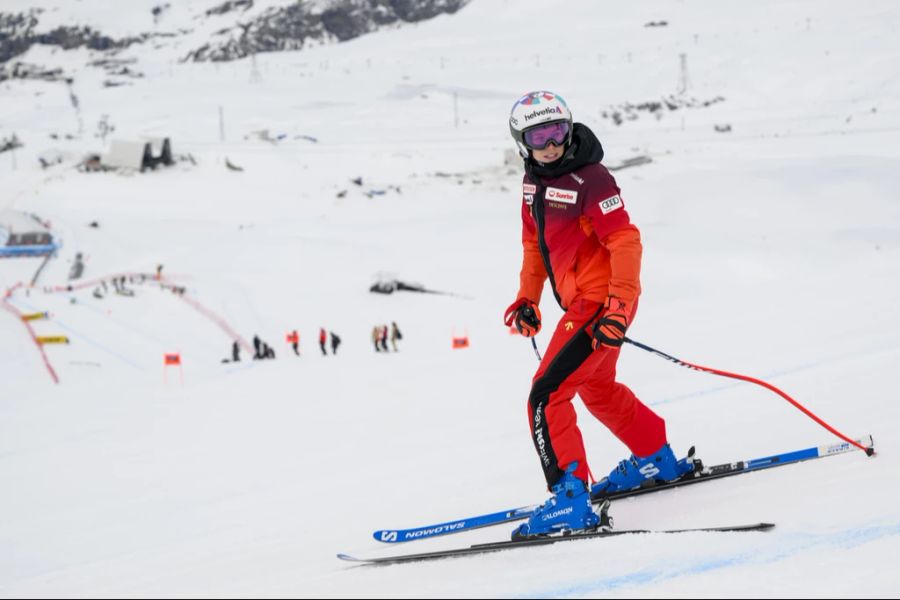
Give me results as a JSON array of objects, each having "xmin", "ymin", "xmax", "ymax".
[{"xmin": 509, "ymin": 90, "xmax": 573, "ymax": 158}]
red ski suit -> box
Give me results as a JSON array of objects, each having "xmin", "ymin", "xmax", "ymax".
[{"xmin": 517, "ymin": 161, "xmax": 667, "ymax": 488}]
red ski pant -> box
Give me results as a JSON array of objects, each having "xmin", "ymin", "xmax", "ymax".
[{"xmin": 527, "ymin": 298, "xmax": 666, "ymax": 488}]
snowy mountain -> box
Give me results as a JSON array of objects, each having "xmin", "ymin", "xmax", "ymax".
[
  {"xmin": 1, "ymin": 0, "xmax": 899, "ymax": 597},
  {"xmin": 1, "ymin": 0, "xmax": 469, "ymax": 66}
]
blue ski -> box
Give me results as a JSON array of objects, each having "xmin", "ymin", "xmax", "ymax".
[
  {"xmin": 374, "ymin": 505, "xmax": 538, "ymax": 543},
  {"xmin": 372, "ymin": 436, "xmax": 872, "ymax": 543}
]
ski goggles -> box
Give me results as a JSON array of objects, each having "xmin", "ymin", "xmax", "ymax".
[{"xmin": 523, "ymin": 121, "xmax": 570, "ymax": 150}]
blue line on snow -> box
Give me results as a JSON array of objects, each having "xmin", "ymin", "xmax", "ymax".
[
  {"xmin": 7, "ymin": 296, "xmax": 144, "ymax": 371},
  {"xmin": 646, "ymin": 342, "xmax": 900, "ymax": 407},
  {"xmin": 520, "ymin": 522, "xmax": 900, "ymax": 598}
]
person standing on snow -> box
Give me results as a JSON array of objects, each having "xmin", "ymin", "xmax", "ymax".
[
  {"xmin": 372, "ymin": 326, "xmax": 381, "ymax": 352},
  {"xmin": 288, "ymin": 330, "xmax": 300, "ymax": 356},
  {"xmin": 319, "ymin": 328, "xmax": 328, "ymax": 356},
  {"xmin": 503, "ymin": 90, "xmax": 694, "ymax": 540},
  {"xmin": 389, "ymin": 321, "xmax": 402, "ymax": 352},
  {"xmin": 379, "ymin": 325, "xmax": 389, "ymax": 352},
  {"xmin": 330, "ymin": 331, "xmax": 341, "ymax": 355}
]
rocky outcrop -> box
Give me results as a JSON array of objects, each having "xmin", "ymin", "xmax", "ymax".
[
  {"xmin": 0, "ymin": 1, "xmax": 471, "ymax": 67},
  {"xmin": 0, "ymin": 9, "xmax": 173, "ymax": 66},
  {"xmin": 183, "ymin": 0, "xmax": 470, "ymax": 62}
]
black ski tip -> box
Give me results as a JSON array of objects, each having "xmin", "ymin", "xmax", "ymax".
[
  {"xmin": 692, "ymin": 522, "xmax": 775, "ymax": 533},
  {"xmin": 337, "ymin": 553, "xmax": 362, "ymax": 562},
  {"xmin": 865, "ymin": 446, "xmax": 876, "ymax": 457}
]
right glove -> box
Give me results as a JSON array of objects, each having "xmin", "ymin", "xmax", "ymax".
[
  {"xmin": 504, "ymin": 298, "xmax": 542, "ymax": 337},
  {"xmin": 590, "ymin": 296, "xmax": 630, "ymax": 350}
]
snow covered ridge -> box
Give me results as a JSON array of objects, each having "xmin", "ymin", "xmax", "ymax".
[
  {"xmin": 185, "ymin": 0, "xmax": 471, "ymax": 62},
  {"xmin": 0, "ymin": 10, "xmax": 168, "ymax": 66},
  {"xmin": 0, "ymin": 0, "xmax": 471, "ymax": 66}
]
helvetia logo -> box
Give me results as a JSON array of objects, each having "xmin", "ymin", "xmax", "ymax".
[{"xmin": 523, "ymin": 106, "xmax": 563, "ymax": 121}]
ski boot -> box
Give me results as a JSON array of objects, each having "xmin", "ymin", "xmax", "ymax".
[
  {"xmin": 591, "ymin": 444, "xmax": 698, "ymax": 499},
  {"xmin": 512, "ymin": 463, "xmax": 611, "ymax": 541}
]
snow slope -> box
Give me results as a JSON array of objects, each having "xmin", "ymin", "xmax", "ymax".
[{"xmin": 2, "ymin": 0, "xmax": 900, "ymax": 597}]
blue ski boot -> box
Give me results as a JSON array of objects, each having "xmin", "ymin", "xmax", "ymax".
[
  {"xmin": 511, "ymin": 463, "xmax": 608, "ymax": 541},
  {"xmin": 591, "ymin": 444, "xmax": 696, "ymax": 498}
]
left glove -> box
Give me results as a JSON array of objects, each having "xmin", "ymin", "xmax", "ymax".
[{"xmin": 590, "ymin": 296, "xmax": 630, "ymax": 350}]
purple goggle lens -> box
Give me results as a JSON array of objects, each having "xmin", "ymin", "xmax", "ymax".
[{"xmin": 523, "ymin": 121, "xmax": 570, "ymax": 150}]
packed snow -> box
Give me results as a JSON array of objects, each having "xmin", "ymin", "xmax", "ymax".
[{"xmin": 2, "ymin": 0, "xmax": 899, "ymax": 597}]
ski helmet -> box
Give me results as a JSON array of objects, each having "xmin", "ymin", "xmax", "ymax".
[{"xmin": 509, "ymin": 90, "xmax": 574, "ymax": 158}]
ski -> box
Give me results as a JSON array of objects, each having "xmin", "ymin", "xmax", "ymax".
[
  {"xmin": 373, "ymin": 435, "xmax": 872, "ymax": 543},
  {"xmin": 344, "ymin": 522, "xmax": 774, "ymax": 565}
]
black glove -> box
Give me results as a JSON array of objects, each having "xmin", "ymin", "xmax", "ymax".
[{"xmin": 590, "ymin": 296, "xmax": 630, "ymax": 349}]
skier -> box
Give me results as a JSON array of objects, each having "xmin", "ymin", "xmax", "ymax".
[
  {"xmin": 504, "ymin": 91, "xmax": 693, "ymax": 540},
  {"xmin": 319, "ymin": 328, "xmax": 327, "ymax": 356},
  {"xmin": 232, "ymin": 340, "xmax": 240, "ymax": 362},
  {"xmin": 288, "ymin": 330, "xmax": 300, "ymax": 356},
  {"xmin": 330, "ymin": 331, "xmax": 341, "ymax": 355},
  {"xmin": 253, "ymin": 334, "xmax": 262, "ymax": 360}
]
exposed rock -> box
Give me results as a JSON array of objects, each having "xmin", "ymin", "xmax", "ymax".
[
  {"xmin": 183, "ymin": 0, "xmax": 470, "ymax": 62},
  {"xmin": 205, "ymin": 0, "xmax": 255, "ymax": 18},
  {"xmin": 1, "ymin": 1, "xmax": 471, "ymax": 72},
  {"xmin": 1, "ymin": 9, "xmax": 175, "ymax": 66}
]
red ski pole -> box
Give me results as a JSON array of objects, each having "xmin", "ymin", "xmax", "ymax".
[{"xmin": 624, "ymin": 337, "xmax": 875, "ymax": 456}]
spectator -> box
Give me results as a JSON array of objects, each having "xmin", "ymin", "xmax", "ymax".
[
  {"xmin": 390, "ymin": 321, "xmax": 403, "ymax": 352},
  {"xmin": 330, "ymin": 331, "xmax": 341, "ymax": 355},
  {"xmin": 253, "ymin": 335, "xmax": 262, "ymax": 360},
  {"xmin": 372, "ymin": 326, "xmax": 382, "ymax": 352}
]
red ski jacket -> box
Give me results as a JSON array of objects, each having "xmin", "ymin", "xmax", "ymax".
[{"xmin": 518, "ymin": 163, "xmax": 641, "ymax": 309}]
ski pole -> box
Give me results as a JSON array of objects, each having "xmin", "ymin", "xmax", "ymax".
[
  {"xmin": 623, "ymin": 337, "xmax": 874, "ymax": 456},
  {"xmin": 530, "ymin": 337, "xmax": 542, "ymax": 361}
]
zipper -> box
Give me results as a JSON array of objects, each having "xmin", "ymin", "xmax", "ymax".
[{"xmin": 525, "ymin": 166, "xmax": 565, "ymax": 311}]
